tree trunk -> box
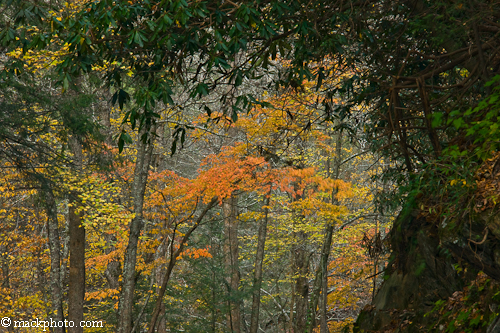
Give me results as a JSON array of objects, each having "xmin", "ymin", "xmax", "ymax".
[
  {"xmin": 118, "ymin": 129, "xmax": 155, "ymax": 333},
  {"xmin": 1, "ymin": 245, "xmax": 14, "ymax": 332},
  {"xmin": 306, "ymin": 131, "xmax": 343, "ymax": 332},
  {"xmin": 68, "ymin": 137, "xmax": 85, "ymax": 333},
  {"xmin": 224, "ymin": 195, "xmax": 240, "ymax": 333},
  {"xmin": 68, "ymin": 203, "xmax": 85, "ymax": 333},
  {"xmin": 292, "ymin": 229, "xmax": 310, "ymax": 333},
  {"xmin": 60, "ymin": 214, "xmax": 70, "ymax": 291},
  {"xmin": 155, "ymin": 228, "xmax": 167, "ymax": 333},
  {"xmin": 42, "ymin": 185, "xmax": 65, "ymax": 333},
  {"xmin": 307, "ymin": 222, "xmax": 334, "ymax": 333},
  {"xmin": 249, "ymin": 192, "xmax": 270, "ymax": 333},
  {"xmin": 319, "ymin": 224, "xmax": 333, "ymax": 333},
  {"xmin": 147, "ymin": 197, "xmax": 217, "ymax": 332}
]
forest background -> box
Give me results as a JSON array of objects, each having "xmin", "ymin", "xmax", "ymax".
[{"xmin": 1, "ymin": 0, "xmax": 500, "ymax": 332}]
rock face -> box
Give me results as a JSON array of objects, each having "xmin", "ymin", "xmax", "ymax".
[
  {"xmin": 355, "ymin": 207, "xmax": 463, "ymax": 332},
  {"xmin": 354, "ymin": 197, "xmax": 500, "ymax": 332}
]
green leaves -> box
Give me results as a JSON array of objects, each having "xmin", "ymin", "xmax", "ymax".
[
  {"xmin": 129, "ymin": 30, "xmax": 148, "ymax": 47},
  {"xmin": 191, "ymin": 83, "xmax": 209, "ymax": 98},
  {"xmin": 117, "ymin": 130, "xmax": 133, "ymax": 153},
  {"xmin": 171, "ymin": 125, "xmax": 187, "ymax": 155},
  {"xmin": 112, "ymin": 89, "xmax": 131, "ymax": 111},
  {"xmin": 445, "ymin": 78, "xmax": 500, "ymax": 161}
]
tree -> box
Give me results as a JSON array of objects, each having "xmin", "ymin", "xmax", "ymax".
[{"xmin": 5, "ymin": 0, "xmax": 499, "ymax": 332}]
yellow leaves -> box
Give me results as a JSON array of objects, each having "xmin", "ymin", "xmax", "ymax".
[
  {"xmin": 239, "ymin": 211, "xmax": 264, "ymax": 222},
  {"xmin": 450, "ymin": 179, "xmax": 467, "ymax": 187},
  {"xmin": 85, "ymin": 288, "xmax": 119, "ymax": 301}
]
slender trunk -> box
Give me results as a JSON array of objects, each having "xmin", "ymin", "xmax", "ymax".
[
  {"xmin": 212, "ymin": 276, "xmax": 217, "ymax": 333},
  {"xmin": 104, "ymin": 260, "xmax": 121, "ymax": 290},
  {"xmin": 42, "ymin": 185, "xmax": 65, "ymax": 333},
  {"xmin": 155, "ymin": 229, "xmax": 167, "ymax": 333},
  {"xmin": 156, "ymin": 303, "xmax": 166, "ymax": 333},
  {"xmin": 307, "ymin": 223, "xmax": 334, "ymax": 333},
  {"xmin": 372, "ymin": 220, "xmax": 380, "ymax": 302},
  {"xmin": 1, "ymin": 245, "xmax": 14, "ymax": 332},
  {"xmin": 1, "ymin": 245, "xmax": 9, "ymax": 289},
  {"xmin": 68, "ymin": 203, "xmax": 85, "ymax": 333},
  {"xmin": 290, "ymin": 282, "xmax": 295, "ymax": 333},
  {"xmin": 104, "ymin": 233, "xmax": 120, "ymax": 290},
  {"xmin": 292, "ymin": 229, "xmax": 310, "ymax": 333},
  {"xmin": 210, "ymin": 226, "xmax": 218, "ymax": 333},
  {"xmin": 307, "ymin": 131, "xmax": 343, "ymax": 333},
  {"xmin": 289, "ymin": 182, "xmax": 310, "ymax": 333},
  {"xmin": 118, "ymin": 130, "xmax": 155, "ymax": 333},
  {"xmin": 68, "ymin": 137, "xmax": 85, "ymax": 333},
  {"xmin": 60, "ymin": 215, "xmax": 70, "ymax": 290},
  {"xmin": 38, "ymin": 257, "xmax": 51, "ymax": 319},
  {"xmin": 147, "ymin": 197, "xmax": 217, "ymax": 332},
  {"xmin": 319, "ymin": 135, "xmax": 342, "ymax": 333},
  {"xmin": 249, "ymin": 192, "xmax": 270, "ymax": 333},
  {"xmin": 224, "ymin": 195, "xmax": 240, "ymax": 333},
  {"xmin": 319, "ymin": 224, "xmax": 333, "ymax": 333}
]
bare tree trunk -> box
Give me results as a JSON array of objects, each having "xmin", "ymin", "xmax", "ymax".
[
  {"xmin": 42, "ymin": 185, "xmax": 65, "ymax": 333},
  {"xmin": 156, "ymin": 303, "xmax": 167, "ymax": 333},
  {"xmin": 319, "ymin": 224, "xmax": 333, "ymax": 333},
  {"xmin": 155, "ymin": 228, "xmax": 167, "ymax": 333},
  {"xmin": 306, "ymin": 130, "xmax": 343, "ymax": 333},
  {"xmin": 224, "ymin": 195, "xmax": 240, "ymax": 333},
  {"xmin": 118, "ymin": 130, "xmax": 155, "ymax": 333},
  {"xmin": 60, "ymin": 214, "xmax": 70, "ymax": 291},
  {"xmin": 68, "ymin": 204, "xmax": 85, "ymax": 333},
  {"xmin": 68, "ymin": 137, "xmax": 85, "ymax": 333},
  {"xmin": 319, "ymin": 131, "xmax": 342, "ymax": 333},
  {"xmin": 290, "ymin": 282, "xmax": 295, "ymax": 333},
  {"xmin": 1, "ymin": 245, "xmax": 14, "ymax": 332},
  {"xmin": 104, "ymin": 257, "xmax": 121, "ymax": 290},
  {"xmin": 147, "ymin": 197, "xmax": 217, "ymax": 332},
  {"xmin": 307, "ymin": 222, "xmax": 334, "ymax": 333},
  {"xmin": 249, "ymin": 192, "xmax": 270, "ymax": 333},
  {"xmin": 1, "ymin": 245, "xmax": 9, "ymax": 289},
  {"xmin": 292, "ymin": 229, "xmax": 310, "ymax": 333}
]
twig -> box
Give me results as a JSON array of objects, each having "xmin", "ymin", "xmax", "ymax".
[{"xmin": 469, "ymin": 228, "xmax": 489, "ymax": 245}]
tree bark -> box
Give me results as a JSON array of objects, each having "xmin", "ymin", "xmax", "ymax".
[
  {"xmin": 292, "ymin": 229, "xmax": 310, "ymax": 333},
  {"xmin": 307, "ymin": 222, "xmax": 334, "ymax": 333},
  {"xmin": 319, "ymin": 224, "xmax": 333, "ymax": 333},
  {"xmin": 42, "ymin": 185, "xmax": 65, "ymax": 333},
  {"xmin": 68, "ymin": 137, "xmax": 85, "ymax": 333},
  {"xmin": 1, "ymin": 245, "xmax": 14, "ymax": 332},
  {"xmin": 224, "ymin": 195, "xmax": 241, "ymax": 333},
  {"xmin": 249, "ymin": 192, "xmax": 270, "ymax": 333},
  {"xmin": 68, "ymin": 203, "xmax": 85, "ymax": 333},
  {"xmin": 118, "ymin": 129, "xmax": 155, "ymax": 333}
]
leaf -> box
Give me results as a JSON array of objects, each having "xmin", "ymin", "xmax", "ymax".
[
  {"xmin": 485, "ymin": 74, "xmax": 500, "ymax": 87},
  {"xmin": 117, "ymin": 131, "xmax": 133, "ymax": 153},
  {"xmin": 111, "ymin": 89, "xmax": 130, "ymax": 110}
]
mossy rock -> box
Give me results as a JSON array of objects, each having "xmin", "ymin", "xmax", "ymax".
[{"xmin": 354, "ymin": 209, "xmax": 461, "ymax": 332}]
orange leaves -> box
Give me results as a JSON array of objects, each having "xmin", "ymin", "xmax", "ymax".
[
  {"xmin": 197, "ymin": 149, "xmax": 269, "ymax": 201},
  {"xmin": 276, "ymin": 166, "xmax": 352, "ymax": 206},
  {"xmin": 85, "ymin": 288, "xmax": 119, "ymax": 302},
  {"xmin": 474, "ymin": 151, "xmax": 500, "ymax": 212},
  {"xmin": 178, "ymin": 247, "xmax": 213, "ymax": 260},
  {"xmin": 147, "ymin": 147, "xmax": 272, "ymax": 214}
]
